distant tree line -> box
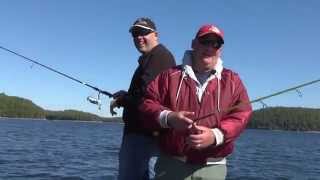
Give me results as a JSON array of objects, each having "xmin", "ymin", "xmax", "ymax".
[
  {"xmin": 46, "ymin": 109, "xmax": 103, "ymax": 121},
  {"xmin": 248, "ymin": 107, "xmax": 320, "ymax": 131},
  {"xmin": 0, "ymin": 93, "xmax": 46, "ymax": 118},
  {"xmin": 0, "ymin": 93, "xmax": 119, "ymax": 122},
  {"xmin": 1, "ymin": 93, "xmax": 320, "ymax": 130}
]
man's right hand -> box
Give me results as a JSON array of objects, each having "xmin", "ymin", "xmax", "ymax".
[{"xmin": 167, "ymin": 111, "xmax": 194, "ymax": 131}]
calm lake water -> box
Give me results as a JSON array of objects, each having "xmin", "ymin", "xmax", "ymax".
[{"xmin": 0, "ymin": 118, "xmax": 319, "ymax": 180}]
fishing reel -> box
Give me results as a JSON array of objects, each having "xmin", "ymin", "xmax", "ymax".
[{"xmin": 87, "ymin": 92, "xmax": 102, "ymax": 110}]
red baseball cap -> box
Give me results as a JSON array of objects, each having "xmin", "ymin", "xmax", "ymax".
[{"xmin": 196, "ymin": 24, "xmax": 224, "ymax": 43}]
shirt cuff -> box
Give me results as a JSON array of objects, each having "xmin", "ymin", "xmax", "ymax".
[
  {"xmin": 212, "ymin": 128, "xmax": 224, "ymax": 146},
  {"xmin": 159, "ymin": 110, "xmax": 172, "ymax": 128}
]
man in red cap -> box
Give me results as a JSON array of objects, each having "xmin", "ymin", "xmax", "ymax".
[
  {"xmin": 110, "ymin": 17, "xmax": 176, "ymax": 180},
  {"xmin": 139, "ymin": 24, "xmax": 252, "ymax": 179}
]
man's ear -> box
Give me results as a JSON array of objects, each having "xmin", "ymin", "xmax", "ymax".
[
  {"xmin": 217, "ymin": 47, "xmax": 223, "ymax": 56},
  {"xmin": 154, "ymin": 32, "xmax": 159, "ymax": 40}
]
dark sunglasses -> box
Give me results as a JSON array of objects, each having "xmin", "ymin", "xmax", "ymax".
[
  {"xmin": 131, "ymin": 28, "xmax": 153, "ymax": 37},
  {"xmin": 198, "ymin": 39, "xmax": 222, "ymax": 49}
]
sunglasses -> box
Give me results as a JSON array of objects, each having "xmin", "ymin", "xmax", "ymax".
[
  {"xmin": 198, "ymin": 39, "xmax": 222, "ymax": 49},
  {"xmin": 131, "ymin": 28, "xmax": 153, "ymax": 37}
]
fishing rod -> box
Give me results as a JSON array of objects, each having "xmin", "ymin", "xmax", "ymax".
[
  {"xmin": 0, "ymin": 45, "xmax": 114, "ymax": 109},
  {"xmin": 194, "ymin": 78, "xmax": 320, "ymax": 122}
]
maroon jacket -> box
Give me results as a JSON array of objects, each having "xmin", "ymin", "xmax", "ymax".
[{"xmin": 139, "ymin": 64, "xmax": 252, "ymax": 164}]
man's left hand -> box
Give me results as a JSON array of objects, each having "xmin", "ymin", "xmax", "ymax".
[
  {"xmin": 110, "ymin": 99, "xmax": 120, "ymax": 116},
  {"xmin": 186, "ymin": 125, "xmax": 216, "ymax": 150}
]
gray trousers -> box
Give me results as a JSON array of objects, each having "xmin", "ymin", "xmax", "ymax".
[{"xmin": 154, "ymin": 154, "xmax": 227, "ymax": 180}]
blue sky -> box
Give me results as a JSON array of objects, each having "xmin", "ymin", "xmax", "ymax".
[{"xmin": 1, "ymin": 0, "xmax": 319, "ymax": 117}]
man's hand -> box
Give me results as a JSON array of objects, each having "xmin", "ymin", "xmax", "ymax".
[
  {"xmin": 110, "ymin": 99, "xmax": 119, "ymax": 116},
  {"xmin": 186, "ymin": 125, "xmax": 215, "ymax": 150},
  {"xmin": 167, "ymin": 111, "xmax": 194, "ymax": 131},
  {"xmin": 109, "ymin": 90, "xmax": 127, "ymax": 116}
]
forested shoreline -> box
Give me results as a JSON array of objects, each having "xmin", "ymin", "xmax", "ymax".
[
  {"xmin": 248, "ymin": 107, "xmax": 320, "ymax": 131},
  {"xmin": 0, "ymin": 93, "xmax": 120, "ymax": 122},
  {"xmin": 1, "ymin": 93, "xmax": 319, "ymax": 130}
]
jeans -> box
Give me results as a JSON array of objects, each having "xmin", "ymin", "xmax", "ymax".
[{"xmin": 118, "ymin": 133, "xmax": 159, "ymax": 180}]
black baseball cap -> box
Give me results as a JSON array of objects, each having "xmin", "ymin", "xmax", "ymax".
[{"xmin": 129, "ymin": 17, "xmax": 157, "ymax": 32}]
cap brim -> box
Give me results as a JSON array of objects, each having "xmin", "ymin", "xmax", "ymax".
[
  {"xmin": 129, "ymin": 25, "xmax": 155, "ymax": 32},
  {"xmin": 198, "ymin": 33, "xmax": 224, "ymax": 44}
]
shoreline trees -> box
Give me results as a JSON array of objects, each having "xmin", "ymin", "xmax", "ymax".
[{"xmin": 1, "ymin": 93, "xmax": 319, "ymax": 130}]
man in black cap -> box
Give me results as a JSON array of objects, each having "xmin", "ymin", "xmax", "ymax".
[{"xmin": 110, "ymin": 17, "xmax": 176, "ymax": 180}]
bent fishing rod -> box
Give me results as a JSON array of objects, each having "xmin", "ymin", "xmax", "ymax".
[
  {"xmin": 194, "ymin": 78, "xmax": 320, "ymax": 122},
  {"xmin": 0, "ymin": 45, "xmax": 114, "ymax": 109}
]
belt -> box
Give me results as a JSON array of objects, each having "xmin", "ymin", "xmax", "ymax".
[{"xmin": 173, "ymin": 156, "xmax": 226, "ymax": 165}]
